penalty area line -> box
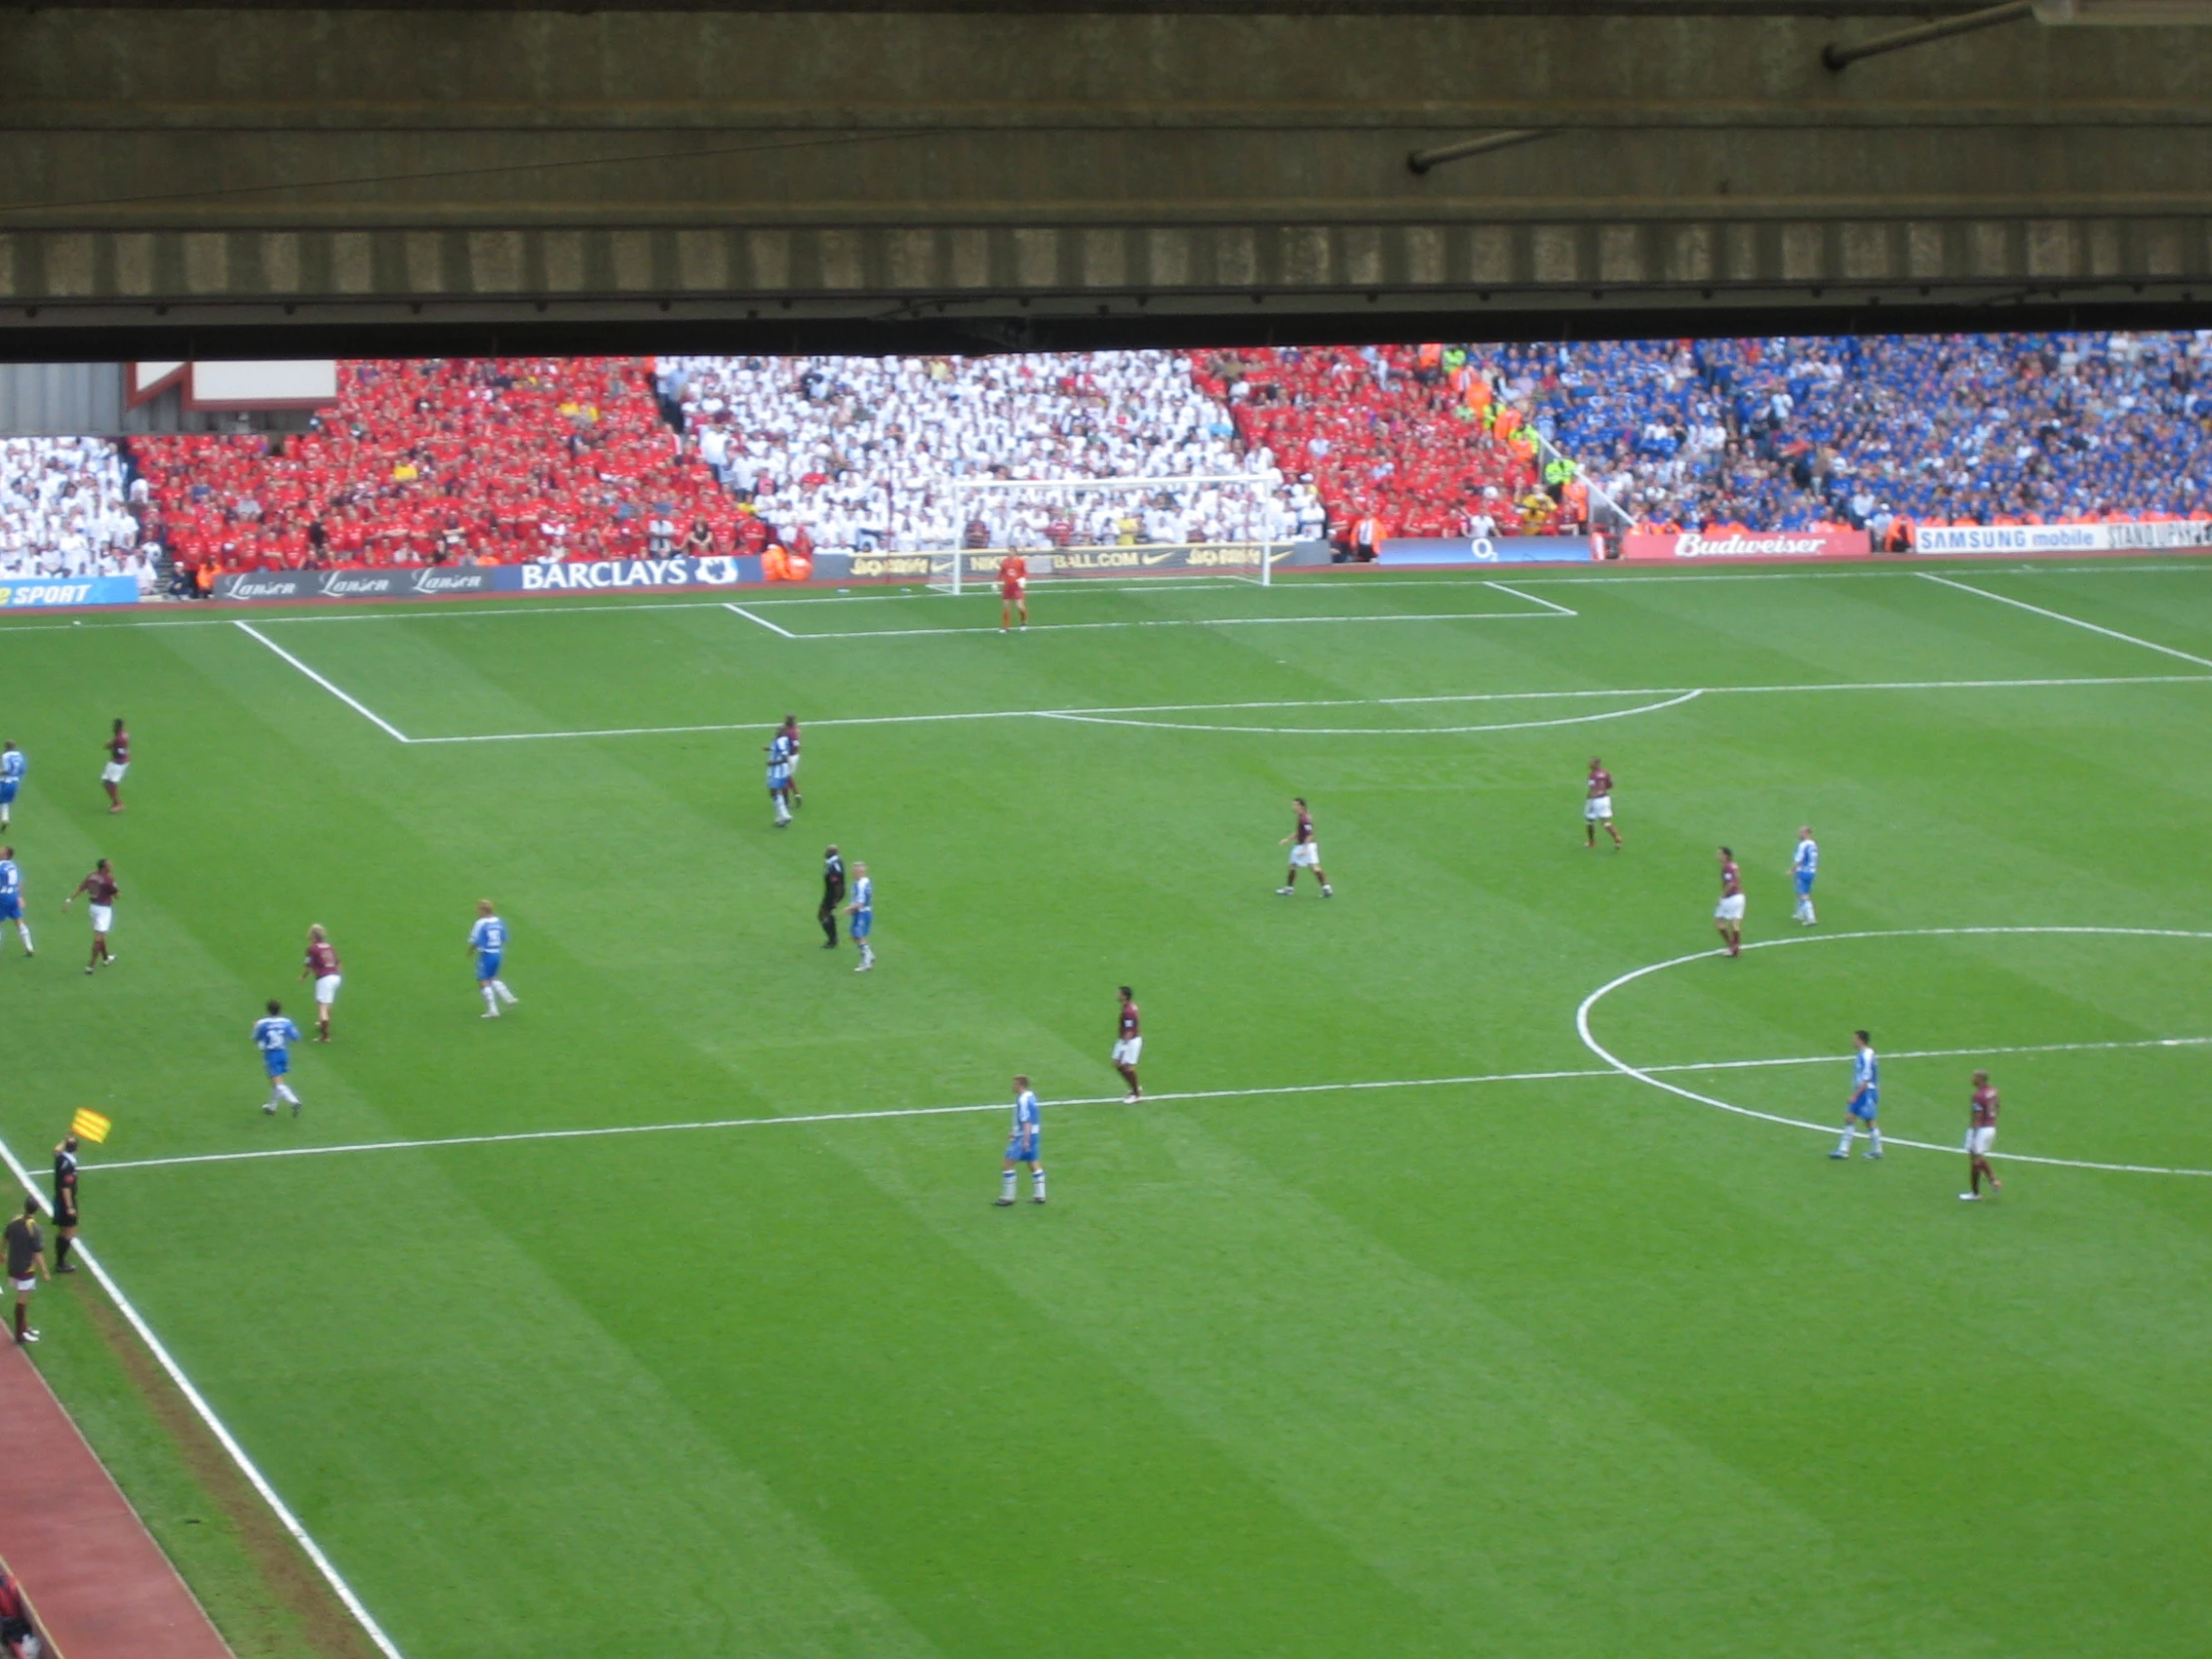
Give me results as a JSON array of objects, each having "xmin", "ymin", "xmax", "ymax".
[
  {"xmin": 0, "ymin": 1132, "xmax": 409, "ymax": 1659},
  {"xmin": 236, "ymin": 621, "xmax": 412, "ymax": 744}
]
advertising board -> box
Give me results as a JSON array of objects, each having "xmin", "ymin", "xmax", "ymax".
[
  {"xmin": 1617, "ymin": 529, "xmax": 1873, "ymax": 562},
  {"xmin": 1377, "ymin": 536, "xmax": 1595, "ymax": 566},
  {"xmin": 1913, "ymin": 521, "xmax": 2212, "ymax": 555},
  {"xmin": 215, "ymin": 566, "xmax": 500, "ymax": 602},
  {"xmin": 492, "ymin": 555, "xmax": 764, "ymax": 593},
  {"xmin": 0, "ymin": 576, "xmax": 141, "ymax": 608}
]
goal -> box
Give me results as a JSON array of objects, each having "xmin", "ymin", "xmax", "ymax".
[{"xmin": 924, "ymin": 473, "xmax": 1285, "ymax": 593}]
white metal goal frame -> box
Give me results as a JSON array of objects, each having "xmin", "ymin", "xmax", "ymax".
[{"xmin": 927, "ymin": 473, "xmax": 1284, "ymax": 593}]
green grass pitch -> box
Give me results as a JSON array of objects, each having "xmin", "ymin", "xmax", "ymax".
[{"xmin": 3, "ymin": 560, "xmax": 2211, "ymax": 1658}]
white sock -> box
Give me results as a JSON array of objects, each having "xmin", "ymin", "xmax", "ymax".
[
  {"xmin": 1838, "ymin": 1125, "xmax": 1856, "ymax": 1152},
  {"xmin": 1000, "ymin": 1171, "xmax": 1016, "ymax": 1199},
  {"xmin": 269, "ymin": 1084, "xmax": 284, "ymax": 1109},
  {"xmin": 1870, "ymin": 1127, "xmax": 1883, "ymax": 1154},
  {"xmin": 16, "ymin": 922, "xmax": 29, "ymax": 949},
  {"xmin": 1805, "ymin": 903, "xmax": 1816, "ymax": 922},
  {"xmin": 494, "ymin": 979, "xmax": 516, "ymax": 1004},
  {"xmin": 1032, "ymin": 1168, "xmax": 1047, "ymax": 1199},
  {"xmin": 279, "ymin": 1082, "xmax": 299, "ymax": 1105},
  {"xmin": 482, "ymin": 985, "xmax": 499, "ymax": 1013}
]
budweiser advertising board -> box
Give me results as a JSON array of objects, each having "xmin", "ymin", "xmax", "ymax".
[{"xmin": 1617, "ymin": 529, "xmax": 1872, "ymax": 562}]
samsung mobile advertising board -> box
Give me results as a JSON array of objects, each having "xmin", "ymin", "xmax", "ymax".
[
  {"xmin": 1914, "ymin": 521, "xmax": 2212, "ymax": 555},
  {"xmin": 0, "ymin": 576, "xmax": 141, "ymax": 608},
  {"xmin": 1378, "ymin": 536, "xmax": 1594, "ymax": 566},
  {"xmin": 1618, "ymin": 529, "xmax": 1872, "ymax": 562}
]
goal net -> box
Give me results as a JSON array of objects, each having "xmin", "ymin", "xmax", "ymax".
[{"xmin": 922, "ymin": 473, "xmax": 1287, "ymax": 593}]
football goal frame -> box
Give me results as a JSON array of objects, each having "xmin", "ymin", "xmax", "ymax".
[{"xmin": 924, "ymin": 473, "xmax": 1283, "ymax": 594}]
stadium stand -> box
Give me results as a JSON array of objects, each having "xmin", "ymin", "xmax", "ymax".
[
  {"xmin": 1188, "ymin": 344, "xmax": 1549, "ymax": 541},
  {"xmin": 656, "ymin": 351, "xmax": 1324, "ymax": 553},
  {"xmin": 0, "ymin": 436, "xmax": 154, "ymax": 587},
  {"xmin": 130, "ymin": 358, "xmax": 726, "ymax": 577},
  {"xmin": 1524, "ymin": 329, "xmax": 2212, "ymax": 535}
]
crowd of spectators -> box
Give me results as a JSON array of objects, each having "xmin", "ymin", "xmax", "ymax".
[
  {"xmin": 129, "ymin": 358, "xmax": 727, "ymax": 579},
  {"xmin": 657, "ymin": 352, "xmax": 1324, "ymax": 552},
  {"xmin": 1189, "ymin": 344, "xmax": 1556, "ymax": 541},
  {"xmin": 1521, "ymin": 329, "xmax": 2212, "ymax": 534},
  {"xmin": 0, "ymin": 437, "xmax": 157, "ymax": 588}
]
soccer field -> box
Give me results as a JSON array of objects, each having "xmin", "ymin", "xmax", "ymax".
[{"xmin": 4, "ymin": 560, "xmax": 2212, "ymax": 1659}]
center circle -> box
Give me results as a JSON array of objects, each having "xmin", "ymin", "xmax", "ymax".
[{"xmin": 1574, "ymin": 926, "xmax": 2212, "ymax": 1178}]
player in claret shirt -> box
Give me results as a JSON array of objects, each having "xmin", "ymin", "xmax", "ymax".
[
  {"xmin": 1961, "ymin": 1069, "xmax": 2002, "ymax": 1200},
  {"xmin": 64, "ymin": 857, "xmax": 117, "ymax": 973},
  {"xmin": 1713, "ymin": 846, "xmax": 1745, "ymax": 957},
  {"xmin": 1584, "ymin": 758, "xmax": 1622, "ymax": 848},
  {"xmin": 299, "ymin": 924, "xmax": 342, "ymax": 1042},
  {"xmin": 1112, "ymin": 986, "xmax": 1143, "ymax": 1102},
  {"xmin": 100, "ymin": 718, "xmax": 129, "ymax": 814},
  {"xmin": 1277, "ymin": 798, "xmax": 1334, "ymax": 897}
]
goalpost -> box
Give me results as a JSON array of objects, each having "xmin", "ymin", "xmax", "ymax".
[{"xmin": 922, "ymin": 473, "xmax": 1285, "ymax": 595}]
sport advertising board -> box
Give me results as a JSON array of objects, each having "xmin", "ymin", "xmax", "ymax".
[
  {"xmin": 1377, "ymin": 536, "xmax": 1595, "ymax": 566},
  {"xmin": 215, "ymin": 566, "xmax": 502, "ymax": 602},
  {"xmin": 1913, "ymin": 521, "xmax": 2212, "ymax": 555},
  {"xmin": 1617, "ymin": 529, "xmax": 1873, "ymax": 562},
  {"xmin": 0, "ymin": 576, "xmax": 141, "ymax": 608}
]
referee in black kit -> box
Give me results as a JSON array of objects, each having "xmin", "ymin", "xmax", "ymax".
[{"xmin": 819, "ymin": 844, "xmax": 846, "ymax": 948}]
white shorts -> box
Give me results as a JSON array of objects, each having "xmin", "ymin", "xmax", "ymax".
[
  {"xmin": 1584, "ymin": 796, "xmax": 1612, "ymax": 821},
  {"xmin": 314, "ymin": 973, "xmax": 342, "ymax": 1005},
  {"xmin": 101, "ymin": 762, "xmax": 128, "ymax": 785},
  {"xmin": 1966, "ymin": 1125, "xmax": 1996, "ymax": 1156},
  {"xmin": 1291, "ymin": 841, "xmax": 1322, "ymax": 868},
  {"xmin": 1112, "ymin": 1036, "xmax": 1143, "ymax": 1066},
  {"xmin": 1714, "ymin": 893, "xmax": 1746, "ymax": 923},
  {"xmin": 89, "ymin": 904, "xmax": 113, "ymax": 933},
  {"xmin": 8, "ymin": 1274, "xmax": 33, "ymax": 1295},
  {"xmin": 787, "ymin": 752, "xmax": 802, "ymax": 776}
]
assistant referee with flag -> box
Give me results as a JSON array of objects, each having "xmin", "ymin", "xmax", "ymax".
[{"xmin": 50, "ymin": 1135, "xmax": 79, "ymax": 1274}]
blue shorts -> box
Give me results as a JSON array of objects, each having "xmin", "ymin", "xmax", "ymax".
[
  {"xmin": 849, "ymin": 913, "xmax": 871, "ymax": 939},
  {"xmin": 265, "ymin": 1051, "xmax": 290, "ymax": 1078},
  {"xmin": 1005, "ymin": 1135, "xmax": 1039, "ymax": 1163},
  {"xmin": 0, "ymin": 895, "xmax": 18, "ymax": 921},
  {"xmin": 477, "ymin": 952, "xmax": 502, "ymax": 980},
  {"xmin": 1795, "ymin": 871, "xmax": 1816, "ymax": 895},
  {"xmin": 0, "ymin": 781, "xmax": 16, "ymax": 805},
  {"xmin": 1848, "ymin": 1093, "xmax": 1878, "ymax": 1120}
]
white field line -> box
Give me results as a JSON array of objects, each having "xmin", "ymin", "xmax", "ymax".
[
  {"xmin": 235, "ymin": 621, "xmax": 413, "ymax": 744},
  {"xmin": 1033, "ymin": 688, "xmax": 1706, "ymax": 736},
  {"xmin": 1577, "ymin": 925, "xmax": 2212, "ymax": 1178},
  {"xmin": 769, "ymin": 606, "xmax": 1569, "ymax": 642},
  {"xmin": 0, "ymin": 1133, "xmax": 408, "ymax": 1658},
  {"xmin": 62, "ymin": 1031, "xmax": 2212, "ymax": 1179},
  {"xmin": 396, "ymin": 671, "xmax": 2212, "ymax": 745},
  {"xmin": 1918, "ymin": 571, "xmax": 2212, "ymax": 670},
  {"xmin": 6, "ymin": 558, "xmax": 2212, "ymax": 636},
  {"xmin": 723, "ymin": 602, "xmax": 797, "ymax": 638},
  {"xmin": 1484, "ymin": 579, "xmax": 1576, "ymax": 615}
]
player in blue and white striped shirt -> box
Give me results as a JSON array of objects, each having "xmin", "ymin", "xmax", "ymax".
[
  {"xmin": 1831, "ymin": 1029, "xmax": 1883, "ymax": 1159},
  {"xmin": 1790, "ymin": 827, "xmax": 1820, "ymax": 926},
  {"xmin": 255, "ymin": 999, "xmax": 303, "ymax": 1116},
  {"xmin": 996, "ymin": 1075, "xmax": 1046, "ymax": 1206},
  {"xmin": 0, "ymin": 847, "xmax": 29, "ymax": 957},
  {"xmin": 0, "ymin": 742, "xmax": 24, "ymax": 829},
  {"xmin": 842, "ymin": 862, "xmax": 874, "ymax": 972},
  {"xmin": 766, "ymin": 730, "xmax": 795, "ymax": 828},
  {"xmin": 469, "ymin": 899, "xmax": 518, "ymax": 1018}
]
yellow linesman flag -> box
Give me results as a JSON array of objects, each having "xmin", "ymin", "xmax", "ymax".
[{"xmin": 70, "ymin": 1107, "xmax": 112, "ymax": 1145}]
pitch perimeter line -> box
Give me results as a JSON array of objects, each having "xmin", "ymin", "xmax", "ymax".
[
  {"xmin": 0, "ymin": 1133, "xmax": 408, "ymax": 1659},
  {"xmin": 394, "ymin": 671, "xmax": 2212, "ymax": 746},
  {"xmin": 66, "ymin": 1032, "xmax": 2212, "ymax": 1178},
  {"xmin": 235, "ymin": 621, "xmax": 413, "ymax": 744},
  {"xmin": 1919, "ymin": 572, "xmax": 2212, "ymax": 671}
]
